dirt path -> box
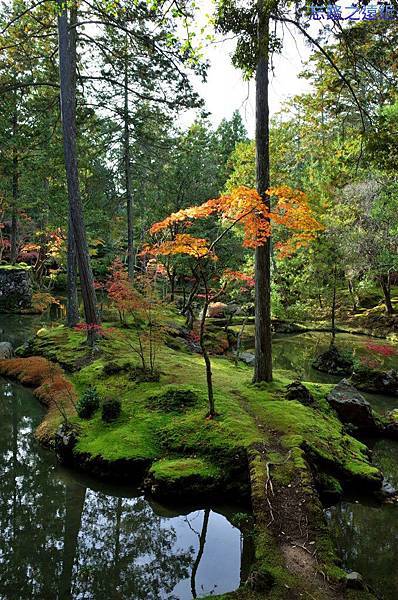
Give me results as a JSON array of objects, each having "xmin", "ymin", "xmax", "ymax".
[{"xmin": 235, "ymin": 391, "xmax": 346, "ymax": 600}]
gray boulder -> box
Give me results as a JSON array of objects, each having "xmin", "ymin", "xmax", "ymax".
[
  {"xmin": 0, "ymin": 342, "xmax": 13, "ymax": 359},
  {"xmin": 0, "ymin": 266, "xmax": 33, "ymax": 312},
  {"xmin": 351, "ymin": 367, "xmax": 398, "ymax": 397},
  {"xmin": 238, "ymin": 351, "xmax": 255, "ymax": 366},
  {"xmin": 285, "ymin": 380, "xmax": 315, "ymax": 406},
  {"xmin": 327, "ymin": 379, "xmax": 380, "ymax": 433},
  {"xmin": 345, "ymin": 571, "xmax": 364, "ymax": 590}
]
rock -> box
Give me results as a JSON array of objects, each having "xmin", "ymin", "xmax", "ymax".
[
  {"xmin": 381, "ymin": 409, "xmax": 398, "ymax": 440},
  {"xmin": 0, "ymin": 341, "xmax": 13, "ymax": 359},
  {"xmin": 206, "ymin": 302, "xmax": 229, "ymax": 318},
  {"xmin": 351, "ymin": 367, "xmax": 398, "ymax": 397},
  {"xmin": 0, "ymin": 266, "xmax": 33, "ymax": 312},
  {"xmin": 285, "ymin": 380, "xmax": 315, "ymax": 406},
  {"xmin": 345, "ymin": 571, "xmax": 364, "ymax": 590},
  {"xmin": 54, "ymin": 422, "xmax": 79, "ymax": 464},
  {"xmin": 312, "ymin": 344, "xmax": 353, "ymax": 376},
  {"xmin": 327, "ymin": 379, "xmax": 380, "ymax": 433},
  {"xmin": 237, "ymin": 351, "xmax": 255, "ymax": 366}
]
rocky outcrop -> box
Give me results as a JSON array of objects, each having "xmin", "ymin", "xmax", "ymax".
[
  {"xmin": 285, "ymin": 380, "xmax": 315, "ymax": 406},
  {"xmin": 351, "ymin": 367, "xmax": 398, "ymax": 397},
  {"xmin": 0, "ymin": 341, "xmax": 13, "ymax": 359},
  {"xmin": 0, "ymin": 266, "xmax": 33, "ymax": 312},
  {"xmin": 312, "ymin": 344, "xmax": 353, "ymax": 376},
  {"xmin": 327, "ymin": 379, "xmax": 380, "ymax": 434}
]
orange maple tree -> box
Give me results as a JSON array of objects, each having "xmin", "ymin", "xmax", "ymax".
[
  {"xmin": 146, "ymin": 185, "xmax": 322, "ymax": 259},
  {"xmin": 144, "ymin": 185, "xmax": 323, "ymax": 419}
]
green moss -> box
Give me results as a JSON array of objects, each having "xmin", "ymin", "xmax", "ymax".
[
  {"xmin": 149, "ymin": 457, "xmax": 221, "ymax": 480},
  {"xmin": 0, "ymin": 263, "xmax": 31, "ymax": 271}
]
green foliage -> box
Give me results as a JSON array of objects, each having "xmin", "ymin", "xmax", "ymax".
[{"xmin": 76, "ymin": 386, "xmax": 100, "ymax": 420}]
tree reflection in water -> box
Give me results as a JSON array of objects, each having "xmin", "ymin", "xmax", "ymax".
[
  {"xmin": 0, "ymin": 378, "xmax": 250, "ymax": 600},
  {"xmin": 326, "ymin": 498, "xmax": 398, "ymax": 599}
]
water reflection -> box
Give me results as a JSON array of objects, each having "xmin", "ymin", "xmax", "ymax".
[
  {"xmin": 326, "ymin": 500, "xmax": 398, "ymax": 599},
  {"xmin": 326, "ymin": 438, "xmax": 398, "ymax": 599},
  {"xmin": 0, "ymin": 378, "xmax": 252, "ymax": 600}
]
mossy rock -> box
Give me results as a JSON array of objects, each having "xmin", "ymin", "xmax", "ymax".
[{"xmin": 145, "ymin": 457, "xmax": 224, "ymax": 500}]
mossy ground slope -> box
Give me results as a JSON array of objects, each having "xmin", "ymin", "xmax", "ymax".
[
  {"xmin": 20, "ymin": 323, "xmax": 380, "ymax": 489},
  {"xmin": 7, "ymin": 320, "xmax": 381, "ymax": 599}
]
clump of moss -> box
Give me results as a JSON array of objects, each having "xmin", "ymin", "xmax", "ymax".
[
  {"xmin": 128, "ymin": 366, "xmax": 160, "ymax": 383},
  {"xmin": 77, "ymin": 386, "xmax": 100, "ymax": 419},
  {"xmin": 147, "ymin": 387, "xmax": 199, "ymax": 412},
  {"xmin": 102, "ymin": 361, "xmax": 130, "ymax": 376},
  {"xmin": 101, "ymin": 397, "xmax": 121, "ymax": 423}
]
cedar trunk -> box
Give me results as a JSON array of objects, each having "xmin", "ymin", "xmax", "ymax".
[
  {"xmin": 66, "ymin": 4, "xmax": 79, "ymax": 328},
  {"xmin": 10, "ymin": 104, "xmax": 18, "ymax": 264},
  {"xmin": 253, "ymin": 0, "xmax": 272, "ymax": 383},
  {"xmin": 57, "ymin": 1, "xmax": 99, "ymax": 340},
  {"xmin": 124, "ymin": 46, "xmax": 134, "ymax": 280}
]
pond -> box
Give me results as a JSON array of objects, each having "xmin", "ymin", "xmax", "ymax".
[{"xmin": 0, "ymin": 377, "xmax": 253, "ymax": 600}]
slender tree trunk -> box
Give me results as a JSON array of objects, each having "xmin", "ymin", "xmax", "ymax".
[
  {"xmin": 380, "ymin": 274, "xmax": 394, "ymax": 315},
  {"xmin": 331, "ymin": 266, "xmax": 337, "ymax": 345},
  {"xmin": 200, "ymin": 299, "xmax": 215, "ymax": 417},
  {"xmin": 66, "ymin": 4, "xmax": 79, "ymax": 328},
  {"xmin": 57, "ymin": 1, "xmax": 99, "ymax": 343},
  {"xmin": 253, "ymin": 0, "xmax": 272, "ymax": 383},
  {"xmin": 348, "ymin": 278, "xmax": 357, "ymax": 311},
  {"xmin": 10, "ymin": 104, "xmax": 18, "ymax": 264},
  {"xmin": 124, "ymin": 42, "xmax": 134, "ymax": 280}
]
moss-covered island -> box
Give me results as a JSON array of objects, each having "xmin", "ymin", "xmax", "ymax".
[{"xmin": 0, "ymin": 319, "xmax": 384, "ymax": 600}]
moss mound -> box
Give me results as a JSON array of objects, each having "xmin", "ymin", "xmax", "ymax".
[{"xmin": 147, "ymin": 387, "xmax": 199, "ymax": 412}]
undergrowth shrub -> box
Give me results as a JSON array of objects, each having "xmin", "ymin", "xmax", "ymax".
[
  {"xmin": 77, "ymin": 386, "xmax": 100, "ymax": 419},
  {"xmin": 102, "ymin": 397, "xmax": 121, "ymax": 422}
]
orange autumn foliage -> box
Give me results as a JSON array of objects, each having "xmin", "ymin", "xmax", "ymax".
[
  {"xmin": 148, "ymin": 185, "xmax": 323, "ymax": 258},
  {"xmin": 0, "ymin": 357, "xmax": 77, "ymax": 440},
  {"xmin": 144, "ymin": 233, "xmax": 214, "ymax": 260}
]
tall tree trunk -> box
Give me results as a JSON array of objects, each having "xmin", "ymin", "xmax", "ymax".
[
  {"xmin": 253, "ymin": 0, "xmax": 272, "ymax": 383},
  {"xmin": 57, "ymin": 1, "xmax": 99, "ymax": 343},
  {"xmin": 11, "ymin": 103, "xmax": 18, "ymax": 264},
  {"xmin": 124, "ymin": 42, "xmax": 134, "ymax": 280},
  {"xmin": 66, "ymin": 3, "xmax": 79, "ymax": 328},
  {"xmin": 380, "ymin": 274, "xmax": 394, "ymax": 315}
]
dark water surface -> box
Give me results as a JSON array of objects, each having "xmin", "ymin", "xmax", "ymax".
[{"xmin": 0, "ymin": 377, "xmax": 252, "ymax": 600}]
